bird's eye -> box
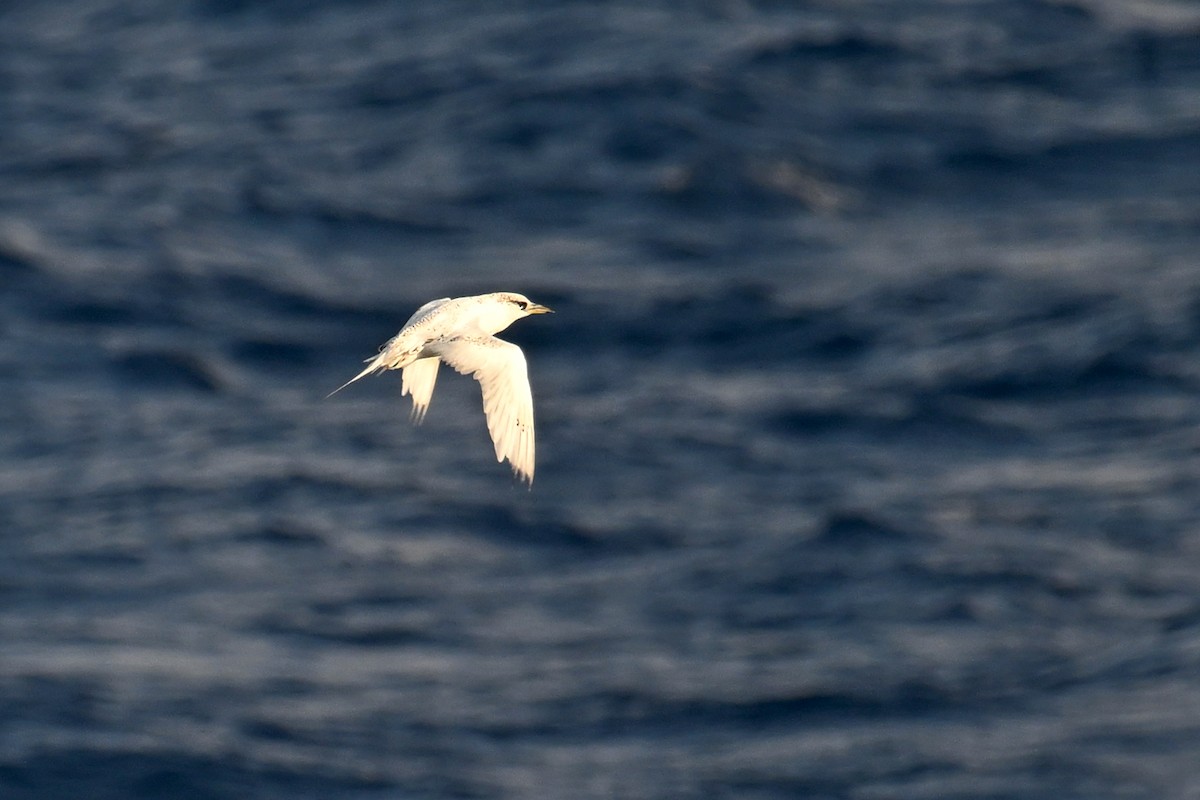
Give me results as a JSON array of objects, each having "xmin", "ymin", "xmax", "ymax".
[{"xmin": 516, "ymin": 300, "xmax": 528, "ymax": 310}]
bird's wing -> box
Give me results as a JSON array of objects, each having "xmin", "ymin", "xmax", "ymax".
[
  {"xmin": 433, "ymin": 336, "xmax": 536, "ymax": 485},
  {"xmin": 401, "ymin": 357, "xmax": 440, "ymax": 424},
  {"xmin": 402, "ymin": 297, "xmax": 452, "ymax": 327}
]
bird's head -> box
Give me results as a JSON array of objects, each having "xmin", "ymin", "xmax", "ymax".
[
  {"xmin": 496, "ymin": 292, "xmax": 553, "ymax": 319},
  {"xmin": 475, "ymin": 292, "xmax": 553, "ymax": 334}
]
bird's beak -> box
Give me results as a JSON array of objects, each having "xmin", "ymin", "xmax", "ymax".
[{"xmin": 526, "ymin": 303, "xmax": 554, "ymax": 314}]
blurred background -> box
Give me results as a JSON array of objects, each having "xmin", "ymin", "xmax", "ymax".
[{"xmin": 3, "ymin": 1, "xmax": 1200, "ymax": 798}]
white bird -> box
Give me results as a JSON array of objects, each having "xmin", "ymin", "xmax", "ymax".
[{"xmin": 329, "ymin": 292, "xmax": 553, "ymax": 484}]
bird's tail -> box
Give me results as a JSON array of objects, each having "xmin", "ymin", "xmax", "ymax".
[{"xmin": 326, "ymin": 355, "xmax": 386, "ymax": 397}]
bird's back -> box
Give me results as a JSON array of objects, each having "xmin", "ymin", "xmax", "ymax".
[
  {"xmin": 400, "ymin": 297, "xmax": 453, "ymax": 333},
  {"xmin": 404, "ymin": 294, "xmax": 517, "ymax": 341}
]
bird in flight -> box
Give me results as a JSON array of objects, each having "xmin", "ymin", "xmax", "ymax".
[{"xmin": 330, "ymin": 292, "xmax": 553, "ymax": 485}]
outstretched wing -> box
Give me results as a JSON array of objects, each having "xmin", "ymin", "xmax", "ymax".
[
  {"xmin": 433, "ymin": 336, "xmax": 536, "ymax": 485},
  {"xmin": 401, "ymin": 357, "xmax": 440, "ymax": 424}
]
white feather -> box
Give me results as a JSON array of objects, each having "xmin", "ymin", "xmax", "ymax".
[
  {"xmin": 401, "ymin": 357, "xmax": 440, "ymax": 424},
  {"xmin": 433, "ymin": 338, "xmax": 536, "ymax": 484}
]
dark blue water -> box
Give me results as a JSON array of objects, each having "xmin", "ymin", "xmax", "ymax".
[{"xmin": 3, "ymin": 2, "xmax": 1200, "ymax": 798}]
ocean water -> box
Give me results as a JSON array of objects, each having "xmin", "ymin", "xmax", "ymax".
[{"xmin": 3, "ymin": 1, "xmax": 1200, "ymax": 798}]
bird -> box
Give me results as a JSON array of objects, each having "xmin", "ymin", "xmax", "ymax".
[{"xmin": 329, "ymin": 292, "xmax": 553, "ymax": 485}]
